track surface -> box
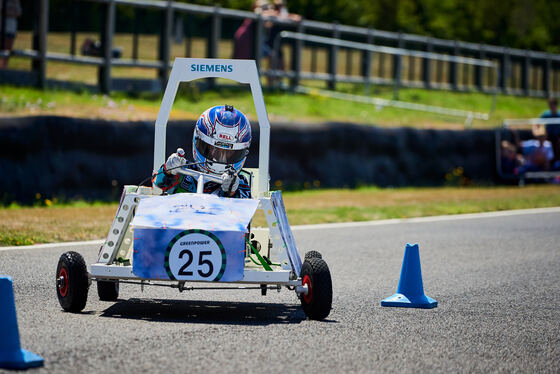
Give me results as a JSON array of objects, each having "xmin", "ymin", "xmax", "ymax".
[{"xmin": 1, "ymin": 210, "xmax": 559, "ymax": 373}]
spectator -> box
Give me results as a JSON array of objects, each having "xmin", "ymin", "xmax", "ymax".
[
  {"xmin": 0, "ymin": 0, "xmax": 22, "ymax": 69},
  {"xmin": 500, "ymin": 140, "xmax": 522, "ymax": 174},
  {"xmin": 541, "ymin": 97, "xmax": 559, "ymax": 118},
  {"xmin": 540, "ymin": 97, "xmax": 560, "ymax": 165},
  {"xmin": 233, "ymin": 0, "xmax": 269, "ymax": 60},
  {"xmin": 264, "ymin": 0, "xmax": 301, "ymax": 85},
  {"xmin": 515, "ymin": 124, "xmax": 554, "ymax": 174}
]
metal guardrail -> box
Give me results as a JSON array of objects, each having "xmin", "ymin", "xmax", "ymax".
[
  {"xmin": 503, "ymin": 118, "xmax": 560, "ymax": 127},
  {"xmin": 296, "ymin": 86, "xmax": 488, "ymax": 127},
  {"xmin": 4, "ymin": 0, "xmax": 560, "ymax": 96},
  {"xmin": 273, "ymin": 32, "xmax": 498, "ymax": 125}
]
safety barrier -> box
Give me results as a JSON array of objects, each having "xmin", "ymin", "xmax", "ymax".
[{"xmin": 0, "ymin": 116, "xmax": 499, "ymax": 203}]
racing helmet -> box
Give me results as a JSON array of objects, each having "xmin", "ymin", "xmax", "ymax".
[{"xmin": 192, "ymin": 105, "xmax": 252, "ymax": 176}]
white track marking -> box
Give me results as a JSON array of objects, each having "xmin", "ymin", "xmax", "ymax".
[
  {"xmin": 291, "ymin": 207, "xmax": 560, "ymax": 231},
  {"xmin": 0, "ymin": 239, "xmax": 103, "ymax": 252},
  {"xmin": 1, "ymin": 207, "xmax": 559, "ymax": 251}
]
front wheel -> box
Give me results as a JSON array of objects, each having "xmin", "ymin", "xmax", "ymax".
[
  {"xmin": 300, "ymin": 257, "xmax": 332, "ymax": 320},
  {"xmin": 304, "ymin": 250, "xmax": 322, "ymax": 261},
  {"xmin": 56, "ymin": 251, "xmax": 89, "ymax": 312}
]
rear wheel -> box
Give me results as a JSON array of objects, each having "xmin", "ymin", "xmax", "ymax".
[
  {"xmin": 56, "ymin": 251, "xmax": 89, "ymax": 312},
  {"xmin": 300, "ymin": 257, "xmax": 332, "ymax": 320},
  {"xmin": 304, "ymin": 250, "xmax": 322, "ymax": 261},
  {"xmin": 97, "ymin": 280, "xmax": 119, "ymax": 301}
]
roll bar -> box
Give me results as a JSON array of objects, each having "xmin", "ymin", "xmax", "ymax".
[{"xmin": 153, "ymin": 58, "xmax": 270, "ymax": 196}]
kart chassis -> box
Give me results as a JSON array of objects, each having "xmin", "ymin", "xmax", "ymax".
[{"xmin": 89, "ymin": 58, "xmax": 307, "ymax": 294}]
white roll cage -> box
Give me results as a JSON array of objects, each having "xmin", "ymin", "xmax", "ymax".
[{"xmin": 153, "ymin": 58, "xmax": 271, "ymax": 196}]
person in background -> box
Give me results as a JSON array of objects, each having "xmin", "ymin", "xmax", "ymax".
[
  {"xmin": 264, "ymin": 0, "xmax": 301, "ymax": 86},
  {"xmin": 540, "ymin": 97, "xmax": 560, "ymax": 166},
  {"xmin": 514, "ymin": 124, "xmax": 555, "ymax": 174},
  {"xmin": 0, "ymin": 0, "xmax": 22, "ymax": 69},
  {"xmin": 233, "ymin": 0, "xmax": 269, "ymax": 60},
  {"xmin": 500, "ymin": 140, "xmax": 523, "ymax": 175}
]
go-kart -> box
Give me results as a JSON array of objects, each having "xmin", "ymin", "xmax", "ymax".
[{"xmin": 55, "ymin": 58, "xmax": 333, "ymax": 320}]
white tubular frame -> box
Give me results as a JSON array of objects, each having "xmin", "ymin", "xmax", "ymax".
[{"xmin": 153, "ymin": 58, "xmax": 270, "ymax": 197}]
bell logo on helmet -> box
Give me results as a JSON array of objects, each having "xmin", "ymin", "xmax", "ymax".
[{"xmin": 218, "ymin": 133, "xmax": 233, "ymax": 141}]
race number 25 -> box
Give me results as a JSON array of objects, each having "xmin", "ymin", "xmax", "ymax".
[
  {"xmin": 165, "ymin": 230, "xmax": 226, "ymax": 281},
  {"xmin": 178, "ymin": 250, "xmax": 213, "ymax": 277}
]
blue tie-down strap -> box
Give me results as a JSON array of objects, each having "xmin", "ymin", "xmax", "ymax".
[{"xmin": 133, "ymin": 228, "xmax": 246, "ymax": 282}]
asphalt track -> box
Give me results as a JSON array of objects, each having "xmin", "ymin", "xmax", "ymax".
[{"xmin": 1, "ymin": 208, "xmax": 559, "ymax": 373}]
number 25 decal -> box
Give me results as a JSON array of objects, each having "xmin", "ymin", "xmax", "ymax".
[
  {"xmin": 165, "ymin": 230, "xmax": 226, "ymax": 281},
  {"xmin": 178, "ymin": 250, "xmax": 214, "ymax": 277}
]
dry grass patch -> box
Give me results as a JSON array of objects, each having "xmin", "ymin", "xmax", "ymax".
[
  {"xmin": 283, "ymin": 185, "xmax": 560, "ymax": 209},
  {"xmin": 0, "ymin": 205, "xmax": 117, "ymax": 245},
  {"xmin": 1, "ymin": 185, "xmax": 559, "ymax": 245}
]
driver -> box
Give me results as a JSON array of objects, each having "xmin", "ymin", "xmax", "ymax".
[{"xmin": 152, "ymin": 105, "xmax": 252, "ymax": 198}]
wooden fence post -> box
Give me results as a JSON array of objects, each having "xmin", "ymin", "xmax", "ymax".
[
  {"xmin": 70, "ymin": 0, "xmax": 77, "ymax": 56},
  {"xmin": 254, "ymin": 14, "xmax": 263, "ymax": 71},
  {"xmin": 132, "ymin": 7, "xmax": 140, "ymax": 60},
  {"xmin": 499, "ymin": 48, "xmax": 510, "ymax": 93},
  {"xmin": 543, "ymin": 54, "xmax": 551, "ymax": 97},
  {"xmin": 361, "ymin": 29, "xmax": 373, "ymax": 94},
  {"xmin": 449, "ymin": 41, "xmax": 458, "ymax": 90},
  {"xmin": 521, "ymin": 50, "xmax": 530, "ymax": 96},
  {"xmin": 207, "ymin": 6, "xmax": 221, "ymax": 88},
  {"xmin": 393, "ymin": 33, "xmax": 404, "ymax": 99},
  {"xmin": 290, "ymin": 21, "xmax": 304, "ymax": 89},
  {"xmin": 31, "ymin": 0, "xmax": 48, "ymax": 89},
  {"xmin": 475, "ymin": 44, "xmax": 485, "ymax": 91},
  {"xmin": 422, "ymin": 38, "xmax": 432, "ymax": 89},
  {"xmin": 327, "ymin": 22, "xmax": 339, "ymax": 90},
  {"xmin": 98, "ymin": 0, "xmax": 115, "ymax": 94},
  {"xmin": 158, "ymin": 0, "xmax": 173, "ymax": 89}
]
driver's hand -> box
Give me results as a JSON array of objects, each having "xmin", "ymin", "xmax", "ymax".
[
  {"xmin": 165, "ymin": 148, "xmax": 186, "ymax": 175},
  {"xmin": 221, "ymin": 172, "xmax": 239, "ymax": 196}
]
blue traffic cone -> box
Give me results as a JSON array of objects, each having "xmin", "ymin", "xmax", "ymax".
[
  {"xmin": 381, "ymin": 243, "xmax": 437, "ymax": 308},
  {"xmin": 0, "ymin": 276, "xmax": 44, "ymax": 370}
]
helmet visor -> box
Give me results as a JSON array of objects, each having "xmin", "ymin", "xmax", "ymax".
[{"xmin": 195, "ymin": 138, "xmax": 248, "ymax": 165}]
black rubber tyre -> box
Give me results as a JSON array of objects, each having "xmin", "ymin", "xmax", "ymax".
[
  {"xmin": 97, "ymin": 280, "xmax": 119, "ymax": 301},
  {"xmin": 56, "ymin": 251, "xmax": 89, "ymax": 312},
  {"xmin": 304, "ymin": 250, "xmax": 322, "ymax": 261},
  {"xmin": 300, "ymin": 257, "xmax": 332, "ymax": 320}
]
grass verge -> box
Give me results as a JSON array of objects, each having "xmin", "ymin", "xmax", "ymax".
[
  {"xmin": 1, "ymin": 185, "xmax": 558, "ymax": 246},
  {"xmin": 0, "ymin": 83, "xmax": 548, "ymax": 129}
]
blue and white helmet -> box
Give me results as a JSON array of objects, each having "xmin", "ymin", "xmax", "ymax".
[{"xmin": 192, "ymin": 105, "xmax": 252, "ymax": 176}]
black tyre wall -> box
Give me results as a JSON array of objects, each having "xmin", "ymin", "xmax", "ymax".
[{"xmin": 0, "ymin": 116, "xmax": 501, "ymax": 203}]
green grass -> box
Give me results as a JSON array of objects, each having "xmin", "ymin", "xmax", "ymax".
[
  {"xmin": 1, "ymin": 185, "xmax": 558, "ymax": 246},
  {"xmin": 0, "ymin": 83, "xmax": 548, "ymax": 128}
]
